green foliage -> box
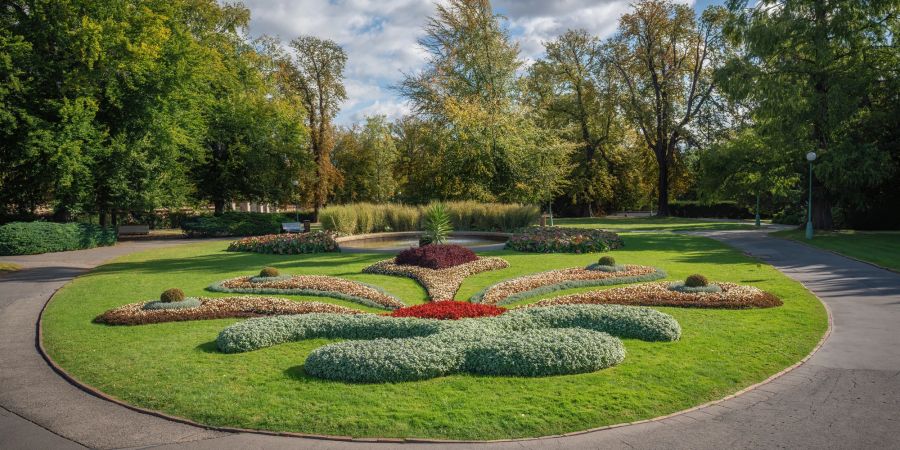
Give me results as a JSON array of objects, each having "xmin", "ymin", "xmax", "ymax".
[
  {"xmin": 142, "ymin": 298, "xmax": 201, "ymax": 310},
  {"xmin": 685, "ymin": 274, "xmax": 709, "ymax": 288},
  {"xmin": 259, "ymin": 267, "xmax": 280, "ymax": 277},
  {"xmin": 505, "ymin": 227, "xmax": 624, "ymax": 253},
  {"xmin": 598, "ymin": 256, "xmax": 617, "ymax": 266},
  {"xmin": 226, "ymin": 232, "xmax": 340, "ymax": 254},
  {"xmin": 160, "ymin": 288, "xmax": 186, "ymax": 303},
  {"xmin": 422, "ymin": 203, "xmax": 452, "ymax": 244},
  {"xmin": 0, "ymin": 222, "xmax": 115, "ymax": 255},
  {"xmin": 181, "ymin": 213, "xmax": 295, "ymax": 237},
  {"xmin": 319, "ymin": 202, "xmax": 539, "ymax": 235},
  {"xmin": 332, "ymin": 116, "xmax": 400, "ymax": 203}
]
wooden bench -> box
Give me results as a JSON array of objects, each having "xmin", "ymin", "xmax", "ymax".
[
  {"xmin": 118, "ymin": 224, "xmax": 150, "ymax": 236},
  {"xmin": 281, "ymin": 222, "xmax": 302, "ymax": 233}
]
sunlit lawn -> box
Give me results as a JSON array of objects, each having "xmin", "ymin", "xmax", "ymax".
[
  {"xmin": 773, "ymin": 229, "xmax": 900, "ymax": 272},
  {"xmin": 42, "ymin": 233, "xmax": 826, "ymax": 440}
]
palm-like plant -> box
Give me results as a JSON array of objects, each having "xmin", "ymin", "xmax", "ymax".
[{"xmin": 421, "ymin": 203, "xmax": 453, "ymax": 245}]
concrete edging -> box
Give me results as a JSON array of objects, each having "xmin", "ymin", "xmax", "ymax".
[{"xmin": 34, "ymin": 243, "xmax": 834, "ymax": 445}]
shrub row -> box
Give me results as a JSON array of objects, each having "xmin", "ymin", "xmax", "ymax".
[
  {"xmin": 216, "ymin": 304, "xmax": 680, "ymax": 382},
  {"xmin": 505, "ymin": 227, "xmax": 624, "ymax": 253},
  {"xmin": 227, "ymin": 231, "xmax": 340, "ymax": 254},
  {"xmin": 319, "ymin": 202, "xmax": 540, "ymax": 235},
  {"xmin": 181, "ymin": 212, "xmax": 304, "ymax": 237},
  {"xmin": 0, "ymin": 222, "xmax": 116, "ymax": 255},
  {"xmin": 395, "ymin": 244, "xmax": 478, "ymax": 269}
]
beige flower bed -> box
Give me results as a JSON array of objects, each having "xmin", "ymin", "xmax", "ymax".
[
  {"xmin": 528, "ymin": 282, "xmax": 783, "ymax": 309},
  {"xmin": 363, "ymin": 257, "xmax": 510, "ymax": 301},
  {"xmin": 208, "ymin": 275, "xmax": 405, "ymax": 309},
  {"xmin": 95, "ymin": 296, "xmax": 364, "ymax": 326},
  {"xmin": 474, "ymin": 265, "xmax": 663, "ymax": 306}
]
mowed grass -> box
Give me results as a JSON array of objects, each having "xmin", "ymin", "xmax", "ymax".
[
  {"xmin": 773, "ymin": 229, "xmax": 900, "ymax": 272},
  {"xmin": 554, "ymin": 216, "xmax": 759, "ymax": 231},
  {"xmin": 42, "ymin": 234, "xmax": 827, "ymax": 440}
]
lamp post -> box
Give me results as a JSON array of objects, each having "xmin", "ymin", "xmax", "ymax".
[
  {"xmin": 805, "ymin": 151, "xmax": 817, "ymax": 240},
  {"xmin": 755, "ymin": 191, "xmax": 761, "ymax": 227},
  {"xmin": 291, "ymin": 180, "xmax": 300, "ymax": 222}
]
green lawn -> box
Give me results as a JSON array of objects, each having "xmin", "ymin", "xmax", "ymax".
[
  {"xmin": 554, "ymin": 216, "xmax": 759, "ymax": 231},
  {"xmin": 42, "ymin": 234, "xmax": 826, "ymax": 440},
  {"xmin": 773, "ymin": 229, "xmax": 900, "ymax": 272}
]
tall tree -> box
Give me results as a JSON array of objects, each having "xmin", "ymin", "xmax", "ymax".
[
  {"xmin": 610, "ymin": 0, "xmax": 728, "ymax": 216},
  {"xmin": 286, "ymin": 36, "xmax": 347, "ymax": 219},
  {"xmin": 332, "ymin": 116, "xmax": 400, "ymax": 203},
  {"xmin": 721, "ymin": 0, "xmax": 899, "ymax": 229}
]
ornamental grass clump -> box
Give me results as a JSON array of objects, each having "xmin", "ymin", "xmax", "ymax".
[
  {"xmin": 259, "ymin": 267, "xmax": 280, "ymax": 277},
  {"xmin": 390, "ymin": 301, "xmax": 505, "ymax": 320},
  {"xmin": 420, "ymin": 203, "xmax": 452, "ymax": 245},
  {"xmin": 395, "ymin": 244, "xmax": 478, "ymax": 270}
]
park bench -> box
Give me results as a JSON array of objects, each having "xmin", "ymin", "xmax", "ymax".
[
  {"xmin": 282, "ymin": 222, "xmax": 302, "ymax": 233},
  {"xmin": 118, "ymin": 224, "xmax": 150, "ymax": 236}
]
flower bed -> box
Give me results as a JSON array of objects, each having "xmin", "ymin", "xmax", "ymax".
[
  {"xmin": 529, "ymin": 282, "xmax": 783, "ymax": 309},
  {"xmin": 505, "ymin": 226, "xmax": 624, "ymax": 253},
  {"xmin": 395, "ymin": 244, "xmax": 478, "ymax": 269},
  {"xmin": 227, "ymin": 231, "xmax": 340, "ymax": 254},
  {"xmin": 207, "ymin": 275, "xmax": 405, "ymax": 310},
  {"xmin": 471, "ymin": 265, "xmax": 666, "ymax": 306},
  {"xmin": 363, "ymin": 257, "xmax": 509, "ymax": 300},
  {"xmin": 389, "ymin": 301, "xmax": 506, "ymax": 320},
  {"xmin": 216, "ymin": 304, "xmax": 680, "ymax": 382},
  {"xmin": 95, "ymin": 297, "xmax": 363, "ymax": 326}
]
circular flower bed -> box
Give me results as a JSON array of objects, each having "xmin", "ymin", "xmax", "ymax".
[
  {"xmin": 95, "ymin": 297, "xmax": 363, "ymax": 326},
  {"xmin": 207, "ymin": 274, "xmax": 405, "ymax": 310},
  {"xmin": 363, "ymin": 257, "xmax": 509, "ymax": 300},
  {"xmin": 395, "ymin": 244, "xmax": 478, "ymax": 269},
  {"xmin": 505, "ymin": 226, "xmax": 624, "ymax": 253},
  {"xmin": 217, "ymin": 304, "xmax": 680, "ymax": 382},
  {"xmin": 389, "ymin": 301, "xmax": 506, "ymax": 320},
  {"xmin": 227, "ymin": 231, "xmax": 340, "ymax": 254},
  {"xmin": 471, "ymin": 264, "xmax": 665, "ymax": 306},
  {"xmin": 529, "ymin": 282, "xmax": 783, "ymax": 309}
]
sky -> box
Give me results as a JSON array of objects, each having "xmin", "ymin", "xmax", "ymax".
[{"xmin": 238, "ymin": 0, "xmax": 723, "ymax": 125}]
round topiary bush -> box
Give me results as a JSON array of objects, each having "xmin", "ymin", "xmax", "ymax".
[
  {"xmin": 598, "ymin": 256, "xmax": 616, "ymax": 266},
  {"xmin": 259, "ymin": 266, "xmax": 280, "ymax": 277},
  {"xmin": 685, "ymin": 274, "xmax": 709, "ymax": 287},
  {"xmin": 160, "ymin": 288, "xmax": 185, "ymax": 303}
]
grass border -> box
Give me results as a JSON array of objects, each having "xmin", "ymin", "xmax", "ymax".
[{"xmin": 36, "ymin": 271, "xmax": 833, "ymax": 444}]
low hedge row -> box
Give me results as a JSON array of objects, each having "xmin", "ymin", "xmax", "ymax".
[
  {"xmin": 0, "ymin": 222, "xmax": 116, "ymax": 255},
  {"xmin": 216, "ymin": 304, "xmax": 679, "ymax": 382},
  {"xmin": 227, "ymin": 231, "xmax": 340, "ymax": 254},
  {"xmin": 181, "ymin": 212, "xmax": 300, "ymax": 237},
  {"xmin": 319, "ymin": 202, "xmax": 540, "ymax": 234}
]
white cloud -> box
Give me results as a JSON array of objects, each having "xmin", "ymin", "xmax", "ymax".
[{"xmin": 237, "ymin": 0, "xmax": 697, "ymax": 125}]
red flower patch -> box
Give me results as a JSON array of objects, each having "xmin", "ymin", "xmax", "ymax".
[
  {"xmin": 395, "ymin": 244, "xmax": 478, "ymax": 269},
  {"xmin": 389, "ymin": 301, "xmax": 506, "ymax": 320}
]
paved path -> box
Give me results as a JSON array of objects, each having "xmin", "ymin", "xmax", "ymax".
[{"xmin": 1, "ymin": 231, "xmax": 898, "ymax": 449}]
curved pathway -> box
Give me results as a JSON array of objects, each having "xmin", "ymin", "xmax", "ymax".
[{"xmin": 2, "ymin": 231, "xmax": 898, "ymax": 449}]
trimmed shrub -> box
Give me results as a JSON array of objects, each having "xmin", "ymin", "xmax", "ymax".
[
  {"xmin": 181, "ymin": 212, "xmax": 301, "ymax": 237},
  {"xmin": 0, "ymin": 222, "xmax": 116, "ymax": 256},
  {"xmin": 598, "ymin": 256, "xmax": 616, "ymax": 266},
  {"xmin": 160, "ymin": 288, "xmax": 185, "ymax": 303},
  {"xmin": 319, "ymin": 202, "xmax": 539, "ymax": 235},
  {"xmin": 505, "ymin": 227, "xmax": 624, "ymax": 253},
  {"xmin": 685, "ymin": 274, "xmax": 709, "ymax": 287},
  {"xmin": 216, "ymin": 304, "xmax": 680, "ymax": 382},
  {"xmin": 390, "ymin": 301, "xmax": 506, "ymax": 320},
  {"xmin": 142, "ymin": 298, "xmax": 201, "ymax": 310},
  {"xmin": 259, "ymin": 267, "xmax": 280, "ymax": 277},
  {"xmin": 395, "ymin": 244, "xmax": 478, "ymax": 269},
  {"xmin": 227, "ymin": 231, "xmax": 339, "ymax": 254}
]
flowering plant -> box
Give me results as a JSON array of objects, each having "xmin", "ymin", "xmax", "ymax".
[
  {"xmin": 505, "ymin": 226, "xmax": 624, "ymax": 253},
  {"xmin": 396, "ymin": 244, "xmax": 477, "ymax": 269},
  {"xmin": 389, "ymin": 301, "xmax": 506, "ymax": 320},
  {"xmin": 227, "ymin": 231, "xmax": 340, "ymax": 254}
]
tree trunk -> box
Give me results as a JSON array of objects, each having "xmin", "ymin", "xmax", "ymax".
[
  {"xmin": 811, "ymin": 176, "xmax": 834, "ymax": 229},
  {"xmin": 213, "ymin": 199, "xmax": 225, "ymax": 216},
  {"xmin": 99, "ymin": 209, "xmax": 107, "ymax": 227},
  {"xmin": 655, "ymin": 153, "xmax": 670, "ymax": 216}
]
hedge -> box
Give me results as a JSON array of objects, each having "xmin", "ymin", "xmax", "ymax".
[
  {"xmin": 319, "ymin": 202, "xmax": 540, "ymax": 234},
  {"xmin": 216, "ymin": 304, "xmax": 680, "ymax": 382},
  {"xmin": 181, "ymin": 212, "xmax": 302, "ymax": 237},
  {"xmin": 0, "ymin": 222, "xmax": 116, "ymax": 255}
]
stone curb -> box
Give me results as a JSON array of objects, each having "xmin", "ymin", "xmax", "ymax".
[{"xmin": 35, "ymin": 246, "xmax": 834, "ymax": 446}]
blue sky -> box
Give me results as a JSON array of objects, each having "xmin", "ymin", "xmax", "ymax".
[{"xmin": 238, "ymin": 0, "xmax": 724, "ymax": 125}]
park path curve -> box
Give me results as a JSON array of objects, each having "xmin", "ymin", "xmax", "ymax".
[{"xmin": 1, "ymin": 230, "xmax": 898, "ymax": 449}]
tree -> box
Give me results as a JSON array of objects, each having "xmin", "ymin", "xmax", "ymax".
[
  {"xmin": 721, "ymin": 0, "xmax": 899, "ymax": 229},
  {"xmin": 332, "ymin": 116, "xmax": 399, "ymax": 203},
  {"xmin": 285, "ymin": 36, "xmax": 347, "ymax": 219},
  {"xmin": 609, "ymin": 0, "xmax": 728, "ymax": 216}
]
